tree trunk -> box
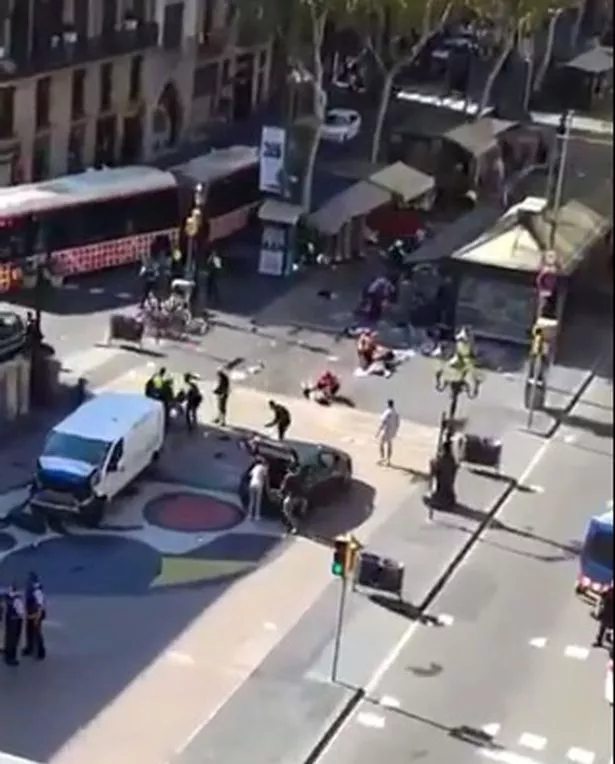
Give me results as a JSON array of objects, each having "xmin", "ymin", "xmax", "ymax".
[
  {"xmin": 477, "ymin": 31, "xmax": 515, "ymax": 118},
  {"xmin": 369, "ymin": 3, "xmax": 453, "ymax": 164},
  {"xmin": 570, "ymin": 0, "xmax": 586, "ymax": 52},
  {"xmin": 534, "ymin": 10, "xmax": 562, "ymax": 94},
  {"xmin": 300, "ymin": 11, "xmax": 327, "ymax": 211}
]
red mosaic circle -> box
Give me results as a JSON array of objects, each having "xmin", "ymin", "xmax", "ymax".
[{"xmin": 144, "ymin": 492, "xmax": 242, "ymax": 533}]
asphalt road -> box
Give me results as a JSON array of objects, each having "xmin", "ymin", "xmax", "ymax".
[{"xmin": 313, "ymin": 372, "xmax": 613, "ymax": 764}]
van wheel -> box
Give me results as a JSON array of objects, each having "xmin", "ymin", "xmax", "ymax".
[{"xmin": 83, "ymin": 498, "xmax": 105, "ymax": 528}]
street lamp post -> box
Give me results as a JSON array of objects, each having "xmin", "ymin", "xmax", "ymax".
[
  {"xmin": 184, "ymin": 182, "xmax": 204, "ymax": 279},
  {"xmin": 434, "ymin": 352, "xmax": 481, "ymax": 447},
  {"xmin": 548, "ymin": 110, "xmax": 574, "ymax": 249}
]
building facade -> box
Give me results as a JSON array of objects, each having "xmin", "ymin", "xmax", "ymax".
[{"xmin": 0, "ymin": 0, "xmax": 272, "ymax": 186}]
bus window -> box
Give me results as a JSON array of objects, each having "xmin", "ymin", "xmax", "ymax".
[
  {"xmin": 587, "ymin": 531, "xmax": 614, "ymax": 571},
  {"xmin": 206, "ymin": 164, "xmax": 259, "ymax": 218},
  {"xmin": 0, "ymin": 218, "xmax": 27, "ymax": 262}
]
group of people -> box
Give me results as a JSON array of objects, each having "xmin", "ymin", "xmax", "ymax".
[
  {"xmin": 246, "ymin": 449, "xmax": 305, "ymax": 534},
  {"xmin": 1, "ymin": 572, "xmax": 46, "ymax": 667},
  {"xmin": 139, "ymin": 248, "xmax": 221, "ymax": 312},
  {"xmin": 144, "ymin": 366, "xmax": 229, "ymax": 431}
]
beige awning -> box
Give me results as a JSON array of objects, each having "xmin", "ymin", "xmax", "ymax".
[
  {"xmin": 258, "ymin": 199, "xmax": 303, "ymax": 225},
  {"xmin": 564, "ymin": 46, "xmax": 613, "ymax": 75},
  {"xmin": 368, "ymin": 161, "xmax": 435, "ymax": 202},
  {"xmin": 308, "ymin": 182, "xmax": 390, "ymax": 235},
  {"xmin": 444, "ymin": 118, "xmax": 518, "ymax": 158}
]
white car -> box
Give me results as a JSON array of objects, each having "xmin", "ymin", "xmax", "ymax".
[
  {"xmin": 321, "ymin": 109, "xmax": 361, "ymax": 143},
  {"xmin": 606, "ymin": 655, "xmax": 613, "ymax": 705}
]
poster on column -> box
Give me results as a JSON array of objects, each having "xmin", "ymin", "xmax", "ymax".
[{"xmin": 259, "ymin": 126, "xmax": 286, "ymax": 194}]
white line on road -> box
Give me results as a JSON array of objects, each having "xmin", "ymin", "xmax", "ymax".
[
  {"xmin": 518, "ymin": 733, "xmax": 547, "ymax": 751},
  {"xmin": 313, "ymin": 427, "xmax": 555, "ymax": 758},
  {"xmin": 60, "ymin": 346, "xmax": 124, "ymax": 377},
  {"xmin": 379, "ymin": 695, "xmax": 401, "ymax": 709},
  {"xmin": 356, "ymin": 712, "xmax": 386, "ymax": 729},
  {"xmin": 482, "ymin": 723, "xmax": 501, "ymax": 737},
  {"xmin": 564, "ymin": 645, "xmax": 590, "ymax": 660},
  {"xmin": 529, "ymin": 637, "xmax": 547, "ymax": 648},
  {"xmin": 480, "ymin": 749, "xmax": 543, "ymax": 763},
  {"xmin": 166, "ymin": 651, "xmax": 195, "ymax": 666},
  {"xmin": 437, "ymin": 613, "xmax": 455, "ymax": 626},
  {"xmin": 566, "ymin": 748, "xmax": 595, "ymax": 763}
]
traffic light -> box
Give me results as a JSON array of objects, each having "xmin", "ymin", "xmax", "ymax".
[{"xmin": 331, "ymin": 535, "xmax": 360, "ymax": 578}]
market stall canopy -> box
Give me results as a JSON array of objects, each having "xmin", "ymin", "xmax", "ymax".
[
  {"xmin": 368, "ymin": 162, "xmax": 435, "ymax": 202},
  {"xmin": 308, "ymin": 181, "xmax": 390, "ymax": 235},
  {"xmin": 443, "ymin": 118, "xmax": 518, "ymax": 159},
  {"xmin": 258, "ymin": 199, "xmax": 303, "ymax": 225},
  {"xmin": 308, "ymin": 161, "xmax": 435, "ymax": 234},
  {"xmin": 451, "ymin": 197, "xmax": 609, "ymax": 275},
  {"xmin": 564, "ymin": 46, "xmax": 613, "ymax": 75}
]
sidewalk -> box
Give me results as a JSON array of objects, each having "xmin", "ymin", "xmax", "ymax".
[{"xmin": 5, "ymin": 367, "xmax": 437, "ymax": 764}]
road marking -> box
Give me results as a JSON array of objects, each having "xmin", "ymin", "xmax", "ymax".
[
  {"xmin": 313, "ymin": 428, "xmax": 554, "ymax": 758},
  {"xmin": 566, "ymin": 748, "xmax": 595, "ymax": 764},
  {"xmin": 529, "ymin": 637, "xmax": 547, "ymax": 648},
  {"xmin": 482, "ymin": 723, "xmax": 501, "ymax": 737},
  {"xmin": 480, "ymin": 749, "xmax": 542, "ymax": 763},
  {"xmin": 564, "ymin": 645, "xmax": 590, "ymax": 660},
  {"xmin": 356, "ymin": 711, "xmax": 386, "ymax": 729},
  {"xmin": 437, "ymin": 613, "xmax": 455, "ymax": 626},
  {"xmin": 166, "ymin": 651, "xmax": 195, "ymax": 666},
  {"xmin": 518, "ymin": 733, "xmax": 547, "ymax": 751},
  {"xmin": 61, "ymin": 346, "xmax": 123, "ymax": 377},
  {"xmin": 379, "ymin": 695, "xmax": 400, "ymax": 708},
  {"xmin": 263, "ymin": 621, "xmax": 278, "ymax": 631},
  {"xmin": 527, "ymin": 485, "xmax": 545, "ymax": 494}
]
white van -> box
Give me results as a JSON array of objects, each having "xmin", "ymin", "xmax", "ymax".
[{"xmin": 31, "ymin": 392, "xmax": 165, "ymax": 526}]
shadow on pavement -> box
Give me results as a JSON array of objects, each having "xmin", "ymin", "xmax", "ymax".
[
  {"xmin": 306, "ymin": 479, "xmax": 376, "ymax": 541},
  {"xmin": 366, "ymin": 593, "xmax": 442, "ymax": 627}
]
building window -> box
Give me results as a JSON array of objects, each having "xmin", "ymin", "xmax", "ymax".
[
  {"xmin": 0, "ymin": 86, "xmax": 14, "ymax": 139},
  {"xmin": 74, "ymin": 0, "xmax": 88, "ymax": 40},
  {"xmin": 68, "ymin": 125, "xmax": 86, "ymax": 174},
  {"xmin": 162, "ymin": 2, "xmax": 184, "ymax": 50},
  {"xmin": 8, "ymin": 0, "xmax": 29, "ymax": 62},
  {"xmin": 100, "ymin": 63, "xmax": 113, "ymax": 112},
  {"xmin": 102, "ymin": 0, "xmax": 118, "ymax": 35},
  {"xmin": 71, "ymin": 69, "xmax": 86, "ymax": 120},
  {"xmin": 129, "ymin": 55, "xmax": 143, "ymax": 102},
  {"xmin": 32, "ymin": 134, "xmax": 51, "ymax": 181},
  {"xmin": 35, "ymin": 77, "xmax": 52, "ymax": 131},
  {"xmin": 94, "ymin": 115, "xmax": 116, "ymax": 167},
  {"xmin": 192, "ymin": 63, "xmax": 218, "ymax": 99},
  {"xmin": 201, "ymin": 0, "xmax": 213, "ymax": 38}
]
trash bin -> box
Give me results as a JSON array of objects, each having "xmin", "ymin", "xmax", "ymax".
[
  {"xmin": 460, "ymin": 434, "xmax": 502, "ymax": 470},
  {"xmin": 524, "ymin": 377, "xmax": 547, "ymax": 410},
  {"xmin": 355, "ymin": 553, "xmax": 405, "ymax": 597},
  {"xmin": 109, "ymin": 313, "xmax": 144, "ymax": 344}
]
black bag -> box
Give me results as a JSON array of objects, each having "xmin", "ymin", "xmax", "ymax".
[
  {"xmin": 109, "ymin": 313, "xmax": 144, "ymax": 343},
  {"xmin": 356, "ymin": 553, "xmax": 405, "ymax": 597},
  {"xmin": 461, "ymin": 434, "xmax": 502, "ymax": 469}
]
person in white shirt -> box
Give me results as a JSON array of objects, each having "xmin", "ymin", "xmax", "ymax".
[
  {"xmin": 376, "ymin": 399, "xmax": 400, "ymax": 466},
  {"xmin": 248, "ymin": 459, "xmax": 268, "ymax": 521}
]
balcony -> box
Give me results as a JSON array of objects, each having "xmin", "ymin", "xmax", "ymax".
[
  {"xmin": 0, "ymin": 133, "xmax": 19, "ymax": 163},
  {"xmin": 0, "ymin": 21, "xmax": 159, "ymax": 83}
]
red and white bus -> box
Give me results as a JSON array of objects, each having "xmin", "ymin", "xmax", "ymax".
[{"xmin": 0, "ymin": 145, "xmax": 260, "ymax": 293}]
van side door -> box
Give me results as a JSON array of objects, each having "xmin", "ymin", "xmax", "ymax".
[{"xmin": 103, "ymin": 438, "xmax": 126, "ymax": 498}]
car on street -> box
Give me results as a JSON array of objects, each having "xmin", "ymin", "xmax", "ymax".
[
  {"xmin": 240, "ymin": 437, "xmax": 352, "ymax": 519},
  {"xmin": 321, "ymin": 109, "xmax": 362, "ymax": 143},
  {"xmin": 606, "ymin": 653, "xmax": 613, "ymax": 705}
]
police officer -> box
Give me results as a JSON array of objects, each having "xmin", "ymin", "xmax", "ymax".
[
  {"xmin": 183, "ymin": 373, "xmax": 202, "ymax": 431},
  {"xmin": 3, "ymin": 583, "xmax": 24, "ymax": 666},
  {"xmin": 23, "ymin": 572, "xmax": 46, "ymax": 661}
]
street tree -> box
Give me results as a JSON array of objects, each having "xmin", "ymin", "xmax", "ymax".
[
  {"xmin": 364, "ymin": 0, "xmax": 454, "ymax": 163},
  {"xmin": 477, "ymin": 0, "xmax": 568, "ymax": 117},
  {"xmin": 235, "ymin": 0, "xmax": 368, "ymax": 209}
]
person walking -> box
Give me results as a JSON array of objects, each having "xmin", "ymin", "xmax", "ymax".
[
  {"xmin": 213, "ymin": 369, "xmax": 230, "ymax": 425},
  {"xmin": 2, "ymin": 583, "xmax": 24, "ymax": 666},
  {"xmin": 183, "ymin": 373, "xmax": 203, "ymax": 432},
  {"xmin": 23, "ymin": 572, "xmax": 46, "ymax": 661},
  {"xmin": 376, "ymin": 399, "xmax": 400, "ymax": 466},
  {"xmin": 247, "ymin": 458, "xmax": 267, "ymax": 521},
  {"xmin": 279, "ymin": 461, "xmax": 303, "ymax": 535},
  {"xmin": 265, "ymin": 400, "xmax": 291, "ymax": 441},
  {"xmin": 593, "ymin": 583, "xmax": 613, "ymax": 648}
]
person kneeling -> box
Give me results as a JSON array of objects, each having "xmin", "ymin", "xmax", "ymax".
[{"xmin": 302, "ymin": 370, "xmax": 340, "ymax": 404}]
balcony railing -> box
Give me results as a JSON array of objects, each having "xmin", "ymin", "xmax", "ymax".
[{"xmin": 0, "ymin": 21, "xmax": 159, "ymax": 82}]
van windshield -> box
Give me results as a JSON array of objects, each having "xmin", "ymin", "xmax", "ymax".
[
  {"xmin": 43, "ymin": 432, "xmax": 111, "ymax": 466},
  {"xmin": 586, "ymin": 530, "xmax": 614, "ymax": 571}
]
